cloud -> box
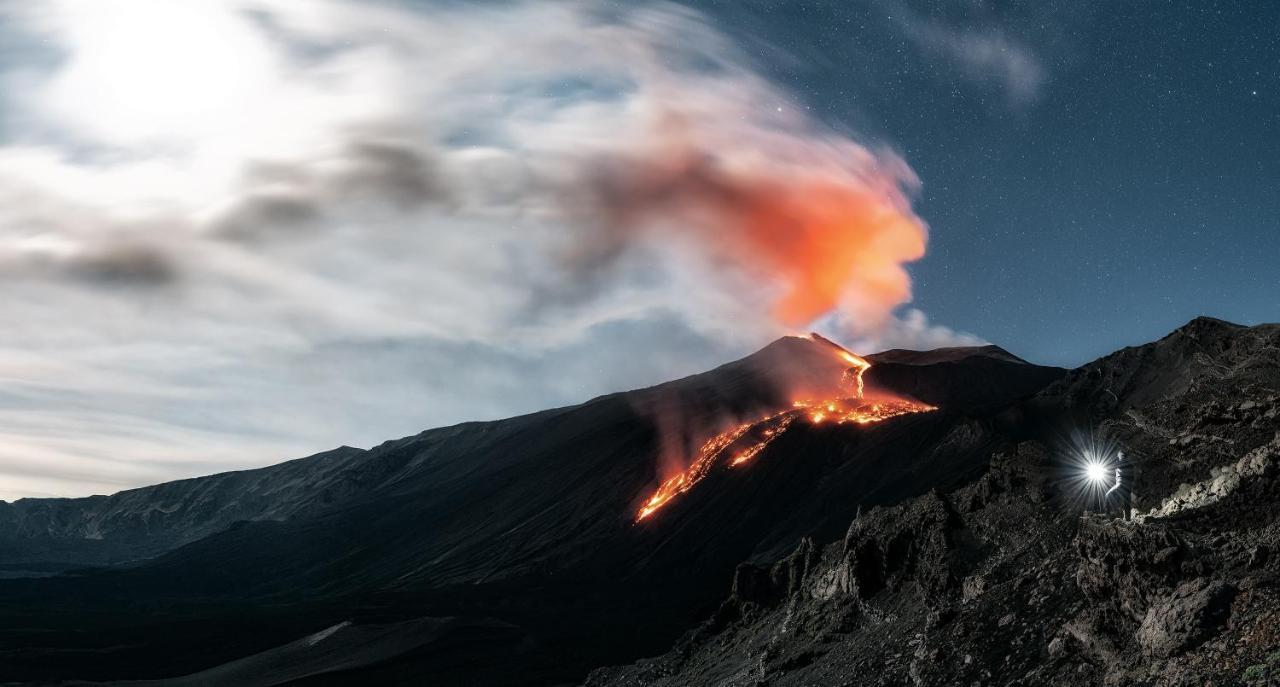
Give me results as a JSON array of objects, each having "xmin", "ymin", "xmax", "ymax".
[
  {"xmin": 0, "ymin": 232, "xmax": 177, "ymax": 285},
  {"xmin": 833, "ymin": 308, "xmax": 986, "ymax": 353},
  {"xmin": 881, "ymin": 0, "xmax": 1048, "ymax": 105},
  {"xmin": 572, "ymin": 121, "xmax": 926, "ymax": 327},
  {"xmin": 0, "ymin": 0, "xmax": 959, "ymax": 500},
  {"xmin": 907, "ymin": 25, "xmax": 1045, "ymax": 104}
]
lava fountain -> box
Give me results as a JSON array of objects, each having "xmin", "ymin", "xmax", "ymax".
[{"xmin": 635, "ymin": 342, "xmax": 935, "ymax": 522}]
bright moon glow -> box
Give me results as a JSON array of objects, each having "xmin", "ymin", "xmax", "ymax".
[
  {"xmin": 45, "ymin": 0, "xmax": 274, "ymax": 144},
  {"xmin": 1084, "ymin": 460, "xmax": 1108, "ymax": 484}
]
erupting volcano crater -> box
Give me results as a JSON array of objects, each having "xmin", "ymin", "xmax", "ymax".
[{"xmin": 636, "ymin": 338, "xmax": 936, "ymax": 521}]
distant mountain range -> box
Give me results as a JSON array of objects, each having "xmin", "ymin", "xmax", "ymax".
[{"xmin": 1, "ymin": 317, "xmax": 1276, "ymax": 686}]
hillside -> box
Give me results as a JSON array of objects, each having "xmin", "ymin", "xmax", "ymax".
[
  {"xmin": 0, "ymin": 334, "xmax": 1066, "ymax": 684},
  {"xmin": 588, "ymin": 318, "xmax": 1280, "ymax": 686}
]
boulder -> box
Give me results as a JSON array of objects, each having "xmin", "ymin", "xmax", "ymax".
[{"xmin": 1136, "ymin": 579, "xmax": 1236, "ymax": 657}]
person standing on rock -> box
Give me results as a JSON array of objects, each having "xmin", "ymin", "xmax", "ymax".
[
  {"xmin": 1105, "ymin": 450, "xmax": 1134, "ymax": 520},
  {"xmin": 1119, "ymin": 450, "xmax": 1134, "ymax": 519}
]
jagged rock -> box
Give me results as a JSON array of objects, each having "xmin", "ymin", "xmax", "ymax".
[
  {"xmin": 771, "ymin": 537, "xmax": 820, "ymax": 597},
  {"xmin": 1246, "ymin": 545, "xmax": 1269, "ymax": 569},
  {"xmin": 841, "ymin": 492, "xmax": 958, "ymax": 603},
  {"xmin": 1075, "ymin": 519, "xmax": 1192, "ymax": 622},
  {"xmin": 1142, "ymin": 434, "xmax": 1278, "ymax": 520},
  {"xmin": 1136, "ymin": 579, "xmax": 1236, "ymax": 657}
]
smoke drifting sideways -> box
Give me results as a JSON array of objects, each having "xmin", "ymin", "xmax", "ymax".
[
  {"xmin": 570, "ymin": 112, "xmax": 928, "ymax": 333},
  {"xmin": 0, "ymin": 0, "xmax": 930, "ymax": 337},
  {"xmin": 0, "ymin": 0, "xmax": 950, "ymax": 499}
]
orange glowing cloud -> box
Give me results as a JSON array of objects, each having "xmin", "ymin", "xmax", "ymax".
[
  {"xmin": 576, "ymin": 114, "xmax": 928, "ymax": 332},
  {"xmin": 728, "ymin": 179, "xmax": 927, "ymax": 327}
]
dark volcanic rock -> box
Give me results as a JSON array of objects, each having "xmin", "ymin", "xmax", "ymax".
[
  {"xmin": 1074, "ymin": 518, "xmax": 1195, "ymax": 623},
  {"xmin": 1035, "ymin": 316, "xmax": 1280, "ymax": 415},
  {"xmin": 839, "ymin": 491, "xmax": 959, "ymax": 604},
  {"xmin": 865, "ymin": 345, "xmax": 1066, "ymax": 409},
  {"xmin": 1137, "ymin": 579, "xmax": 1237, "ymax": 657},
  {"xmin": 588, "ymin": 318, "xmax": 1280, "ymax": 687}
]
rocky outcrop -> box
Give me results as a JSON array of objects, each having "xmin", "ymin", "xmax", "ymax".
[
  {"xmin": 1074, "ymin": 518, "xmax": 1199, "ymax": 623},
  {"xmin": 840, "ymin": 492, "xmax": 957, "ymax": 604},
  {"xmin": 1145, "ymin": 433, "xmax": 1278, "ymax": 519},
  {"xmin": 1137, "ymin": 579, "xmax": 1236, "ymax": 657}
]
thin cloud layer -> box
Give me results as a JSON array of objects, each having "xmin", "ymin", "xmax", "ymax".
[
  {"xmin": 906, "ymin": 25, "xmax": 1045, "ymax": 104},
  {"xmin": 0, "ymin": 0, "xmax": 966, "ymax": 500},
  {"xmin": 876, "ymin": 0, "xmax": 1049, "ymax": 106}
]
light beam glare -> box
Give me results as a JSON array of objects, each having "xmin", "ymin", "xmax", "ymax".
[{"xmin": 1055, "ymin": 426, "xmax": 1122, "ymax": 512}]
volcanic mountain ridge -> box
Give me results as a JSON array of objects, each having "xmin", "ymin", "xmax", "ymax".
[{"xmin": 0, "ymin": 318, "xmax": 1274, "ymax": 686}]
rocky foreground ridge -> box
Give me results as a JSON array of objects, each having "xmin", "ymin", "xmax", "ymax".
[{"xmin": 589, "ymin": 318, "xmax": 1280, "ymax": 686}]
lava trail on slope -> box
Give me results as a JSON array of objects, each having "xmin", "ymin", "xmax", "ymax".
[{"xmin": 636, "ymin": 341, "xmax": 935, "ymax": 521}]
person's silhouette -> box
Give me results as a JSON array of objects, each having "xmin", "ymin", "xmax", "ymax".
[
  {"xmin": 1103, "ymin": 450, "xmax": 1134, "ymax": 519},
  {"xmin": 1117, "ymin": 450, "xmax": 1134, "ymax": 520},
  {"xmin": 1105, "ymin": 465, "xmax": 1121, "ymax": 510}
]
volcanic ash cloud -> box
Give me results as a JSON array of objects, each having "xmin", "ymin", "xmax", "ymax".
[{"xmin": 0, "ymin": 0, "xmax": 945, "ymax": 498}]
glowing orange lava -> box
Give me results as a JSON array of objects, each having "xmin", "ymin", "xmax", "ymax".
[
  {"xmin": 635, "ymin": 346, "xmax": 935, "ymax": 522},
  {"xmin": 839, "ymin": 350, "xmax": 871, "ymax": 398}
]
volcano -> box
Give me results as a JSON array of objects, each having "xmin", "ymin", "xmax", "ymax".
[
  {"xmin": 634, "ymin": 336, "xmax": 937, "ymax": 522},
  {"xmin": 1, "ymin": 318, "xmax": 1278, "ymax": 686}
]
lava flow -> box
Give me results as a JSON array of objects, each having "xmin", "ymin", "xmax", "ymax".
[{"xmin": 635, "ymin": 344, "xmax": 936, "ymax": 522}]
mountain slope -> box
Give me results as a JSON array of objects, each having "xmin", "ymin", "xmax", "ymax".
[
  {"xmin": 864, "ymin": 344, "xmax": 1065, "ymax": 409},
  {"xmin": 0, "ymin": 335, "xmax": 1053, "ymax": 574},
  {"xmin": 0, "ymin": 335, "xmax": 838, "ymax": 572},
  {"xmin": 587, "ymin": 318, "xmax": 1280, "ymax": 687},
  {"xmin": 0, "ymin": 446, "xmax": 368, "ymax": 568},
  {"xmin": 0, "ymin": 334, "xmax": 1066, "ymax": 685}
]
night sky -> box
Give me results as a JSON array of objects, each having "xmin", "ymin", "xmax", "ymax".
[{"xmin": 695, "ymin": 0, "xmax": 1279, "ymax": 365}]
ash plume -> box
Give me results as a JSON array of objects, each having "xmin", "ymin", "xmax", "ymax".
[
  {"xmin": 0, "ymin": 0, "xmax": 960, "ymax": 499},
  {"xmin": 573, "ymin": 117, "xmax": 928, "ymax": 330}
]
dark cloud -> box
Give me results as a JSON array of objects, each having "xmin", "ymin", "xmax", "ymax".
[
  {"xmin": 69, "ymin": 242, "xmax": 177, "ymax": 285},
  {"xmin": 207, "ymin": 189, "xmax": 320, "ymax": 241},
  {"xmin": 0, "ymin": 237, "xmax": 177, "ymax": 286},
  {"xmin": 332, "ymin": 139, "xmax": 450, "ymax": 209},
  {"xmin": 207, "ymin": 139, "xmax": 450, "ymax": 241}
]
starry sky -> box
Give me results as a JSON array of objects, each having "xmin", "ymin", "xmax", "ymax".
[
  {"xmin": 0, "ymin": 0, "xmax": 1275, "ymax": 499},
  {"xmin": 692, "ymin": 0, "xmax": 1279, "ymax": 366}
]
